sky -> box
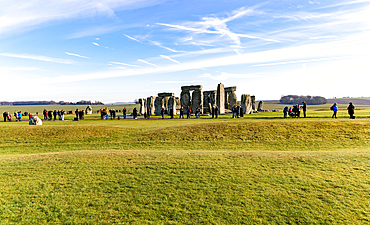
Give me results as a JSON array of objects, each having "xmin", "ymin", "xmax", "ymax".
[{"xmin": 1, "ymin": 0, "xmax": 370, "ymax": 103}]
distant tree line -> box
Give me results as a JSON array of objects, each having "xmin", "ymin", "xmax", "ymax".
[
  {"xmin": 280, "ymin": 95, "xmax": 327, "ymax": 105},
  {"xmin": 0, "ymin": 100, "xmax": 104, "ymax": 106}
]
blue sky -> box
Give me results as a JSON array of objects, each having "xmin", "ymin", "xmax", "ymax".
[{"xmin": 1, "ymin": 0, "xmax": 370, "ymax": 103}]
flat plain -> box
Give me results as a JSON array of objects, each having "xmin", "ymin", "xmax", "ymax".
[{"xmin": 0, "ymin": 103, "xmax": 370, "ymax": 224}]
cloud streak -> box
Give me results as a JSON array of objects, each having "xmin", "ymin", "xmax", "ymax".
[
  {"xmin": 138, "ymin": 59, "xmax": 160, "ymax": 67},
  {"xmin": 65, "ymin": 52, "xmax": 90, "ymax": 59},
  {"xmin": 160, "ymin": 55, "xmax": 180, "ymax": 64},
  {"xmin": 0, "ymin": 53, "xmax": 75, "ymax": 64}
]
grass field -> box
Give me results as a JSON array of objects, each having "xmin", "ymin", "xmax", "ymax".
[{"xmin": 1, "ymin": 104, "xmax": 370, "ymax": 223}]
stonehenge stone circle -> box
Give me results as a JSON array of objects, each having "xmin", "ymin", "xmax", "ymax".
[
  {"xmin": 147, "ymin": 96, "xmax": 155, "ymax": 115},
  {"xmin": 241, "ymin": 94, "xmax": 253, "ymax": 114},
  {"xmin": 168, "ymin": 96, "xmax": 177, "ymax": 115},
  {"xmin": 181, "ymin": 85, "xmax": 203, "ymax": 113},
  {"xmin": 257, "ymin": 101, "xmax": 263, "ymax": 111},
  {"xmin": 251, "ymin": 95, "xmax": 256, "ymax": 111},
  {"xmin": 224, "ymin": 86, "xmax": 237, "ymax": 110},
  {"xmin": 154, "ymin": 97, "xmax": 164, "ymax": 116},
  {"xmin": 139, "ymin": 98, "xmax": 146, "ymax": 114},
  {"xmin": 217, "ymin": 83, "xmax": 225, "ymax": 114},
  {"xmin": 203, "ymin": 90, "xmax": 217, "ymax": 113}
]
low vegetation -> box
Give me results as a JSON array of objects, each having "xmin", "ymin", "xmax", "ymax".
[{"xmin": 0, "ymin": 106, "xmax": 370, "ymax": 223}]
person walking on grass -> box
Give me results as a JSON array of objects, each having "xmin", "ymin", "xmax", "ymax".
[
  {"xmin": 123, "ymin": 107, "xmax": 127, "ymax": 119},
  {"xmin": 214, "ymin": 106, "xmax": 219, "ymax": 119},
  {"xmin": 283, "ymin": 106, "xmax": 289, "ymax": 118},
  {"xmin": 302, "ymin": 102, "xmax": 307, "ymax": 118},
  {"xmin": 179, "ymin": 107, "xmax": 184, "ymax": 119},
  {"xmin": 17, "ymin": 111, "xmax": 22, "ymax": 122},
  {"xmin": 133, "ymin": 108, "xmax": 138, "ymax": 119},
  {"xmin": 331, "ymin": 103, "xmax": 338, "ymax": 118},
  {"xmin": 3, "ymin": 111, "xmax": 8, "ymax": 122},
  {"xmin": 186, "ymin": 107, "xmax": 191, "ymax": 119},
  {"xmin": 347, "ymin": 102, "xmax": 355, "ymax": 119},
  {"xmin": 161, "ymin": 107, "xmax": 165, "ymax": 119}
]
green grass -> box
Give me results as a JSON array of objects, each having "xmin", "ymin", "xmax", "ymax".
[{"xmin": 1, "ymin": 110, "xmax": 370, "ymax": 223}]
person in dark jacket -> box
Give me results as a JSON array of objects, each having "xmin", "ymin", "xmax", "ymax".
[
  {"xmin": 302, "ymin": 102, "xmax": 307, "ymax": 118},
  {"xmin": 75, "ymin": 109, "xmax": 79, "ymax": 120},
  {"xmin": 3, "ymin": 111, "xmax": 8, "ymax": 122},
  {"xmin": 161, "ymin": 107, "xmax": 165, "ymax": 119},
  {"xmin": 186, "ymin": 107, "xmax": 191, "ymax": 119},
  {"xmin": 123, "ymin": 107, "xmax": 127, "ymax": 119},
  {"xmin": 214, "ymin": 106, "xmax": 219, "ymax": 119},
  {"xmin": 53, "ymin": 110, "xmax": 57, "ymax": 120},
  {"xmin": 170, "ymin": 108, "xmax": 174, "ymax": 119},
  {"xmin": 211, "ymin": 106, "xmax": 215, "ymax": 119},
  {"xmin": 179, "ymin": 107, "xmax": 184, "ymax": 119},
  {"xmin": 133, "ymin": 108, "xmax": 138, "ymax": 119},
  {"xmin": 347, "ymin": 102, "xmax": 355, "ymax": 119}
]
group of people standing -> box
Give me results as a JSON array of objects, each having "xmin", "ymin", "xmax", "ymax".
[
  {"xmin": 2, "ymin": 111, "xmax": 23, "ymax": 122},
  {"xmin": 331, "ymin": 102, "xmax": 355, "ymax": 119},
  {"xmin": 43, "ymin": 109, "xmax": 65, "ymax": 121},
  {"xmin": 283, "ymin": 102, "xmax": 307, "ymax": 118}
]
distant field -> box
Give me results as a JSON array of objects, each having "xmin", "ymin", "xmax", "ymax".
[{"xmin": 1, "ymin": 104, "xmax": 370, "ymax": 223}]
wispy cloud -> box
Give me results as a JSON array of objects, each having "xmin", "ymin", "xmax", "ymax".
[
  {"xmin": 160, "ymin": 55, "xmax": 180, "ymax": 64},
  {"xmin": 65, "ymin": 52, "xmax": 90, "ymax": 59},
  {"xmin": 92, "ymin": 42, "xmax": 112, "ymax": 50},
  {"xmin": 123, "ymin": 34, "xmax": 141, "ymax": 43},
  {"xmin": 154, "ymin": 80, "xmax": 197, "ymax": 84},
  {"xmin": 0, "ymin": 1, "xmax": 165, "ymax": 36},
  {"xmin": 0, "ymin": 53, "xmax": 74, "ymax": 64},
  {"xmin": 157, "ymin": 6, "xmax": 279, "ymax": 46},
  {"xmin": 110, "ymin": 61, "xmax": 140, "ymax": 67},
  {"xmin": 150, "ymin": 41, "xmax": 184, "ymax": 53},
  {"xmin": 138, "ymin": 59, "xmax": 160, "ymax": 67}
]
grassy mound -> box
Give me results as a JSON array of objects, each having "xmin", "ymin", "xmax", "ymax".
[{"xmin": 1, "ymin": 119, "xmax": 370, "ymax": 223}]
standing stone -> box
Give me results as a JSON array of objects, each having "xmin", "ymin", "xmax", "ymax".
[
  {"xmin": 217, "ymin": 83, "xmax": 225, "ymax": 114},
  {"xmin": 154, "ymin": 97, "xmax": 164, "ymax": 116},
  {"xmin": 257, "ymin": 101, "xmax": 263, "ymax": 111},
  {"xmin": 168, "ymin": 97, "xmax": 177, "ymax": 115},
  {"xmin": 241, "ymin": 94, "xmax": 253, "ymax": 114},
  {"xmin": 251, "ymin": 96, "xmax": 256, "ymax": 111},
  {"xmin": 180, "ymin": 90, "xmax": 191, "ymax": 109},
  {"xmin": 139, "ymin": 98, "xmax": 146, "ymax": 114},
  {"xmin": 203, "ymin": 90, "xmax": 217, "ymax": 113},
  {"xmin": 86, "ymin": 105, "xmax": 93, "ymax": 115},
  {"xmin": 158, "ymin": 93, "xmax": 174, "ymax": 114},
  {"xmin": 192, "ymin": 90, "xmax": 203, "ymax": 114},
  {"xmin": 224, "ymin": 86, "xmax": 237, "ymax": 110},
  {"xmin": 29, "ymin": 116, "xmax": 42, "ymax": 125},
  {"xmin": 175, "ymin": 97, "xmax": 181, "ymax": 109},
  {"xmin": 147, "ymin": 96, "xmax": 155, "ymax": 115}
]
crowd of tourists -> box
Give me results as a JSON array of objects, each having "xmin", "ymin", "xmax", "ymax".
[
  {"xmin": 0, "ymin": 101, "xmax": 360, "ymax": 122},
  {"xmin": 282, "ymin": 102, "xmax": 356, "ymax": 119}
]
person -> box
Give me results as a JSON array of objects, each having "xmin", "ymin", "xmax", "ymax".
[
  {"xmin": 75, "ymin": 109, "xmax": 79, "ymax": 120},
  {"xmin": 123, "ymin": 107, "xmax": 127, "ymax": 119},
  {"xmin": 170, "ymin": 108, "xmax": 174, "ymax": 119},
  {"xmin": 53, "ymin": 110, "xmax": 57, "ymax": 120},
  {"xmin": 61, "ymin": 110, "xmax": 65, "ymax": 121},
  {"xmin": 43, "ymin": 109, "xmax": 47, "ymax": 120},
  {"xmin": 232, "ymin": 106, "xmax": 236, "ymax": 118},
  {"xmin": 237, "ymin": 105, "xmax": 241, "ymax": 118},
  {"xmin": 133, "ymin": 107, "xmax": 138, "ymax": 119},
  {"xmin": 283, "ymin": 106, "xmax": 289, "ymax": 118},
  {"xmin": 347, "ymin": 102, "xmax": 355, "ymax": 119},
  {"xmin": 240, "ymin": 106, "xmax": 244, "ymax": 118},
  {"xmin": 289, "ymin": 107, "xmax": 294, "ymax": 117},
  {"xmin": 57, "ymin": 110, "xmax": 61, "ymax": 120},
  {"xmin": 214, "ymin": 106, "xmax": 219, "ymax": 118},
  {"xmin": 196, "ymin": 107, "xmax": 200, "ymax": 118},
  {"xmin": 105, "ymin": 108, "xmax": 109, "ymax": 120},
  {"xmin": 48, "ymin": 110, "xmax": 52, "ymax": 120},
  {"xmin": 302, "ymin": 102, "xmax": 307, "ymax": 118},
  {"xmin": 3, "ymin": 111, "xmax": 8, "ymax": 122},
  {"xmin": 186, "ymin": 107, "xmax": 191, "ymax": 119},
  {"xmin": 161, "ymin": 107, "xmax": 165, "ymax": 119},
  {"xmin": 146, "ymin": 107, "xmax": 150, "ymax": 119},
  {"xmin": 331, "ymin": 103, "xmax": 338, "ymax": 118},
  {"xmin": 17, "ymin": 111, "xmax": 22, "ymax": 121},
  {"xmin": 296, "ymin": 104, "xmax": 300, "ymax": 118},
  {"xmin": 7, "ymin": 112, "xmax": 11, "ymax": 121},
  {"xmin": 14, "ymin": 111, "xmax": 18, "ymax": 120},
  {"xmin": 179, "ymin": 107, "xmax": 184, "ymax": 119},
  {"xmin": 211, "ymin": 106, "xmax": 215, "ymax": 119}
]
